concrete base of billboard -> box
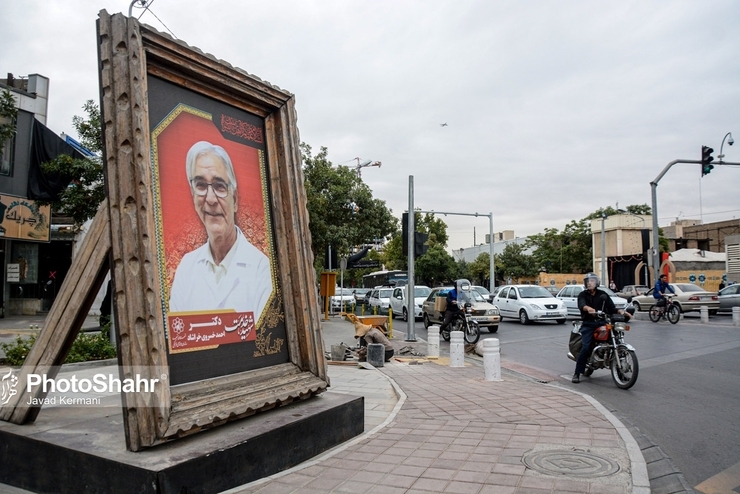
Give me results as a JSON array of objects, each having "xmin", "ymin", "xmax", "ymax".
[{"xmin": 0, "ymin": 391, "xmax": 363, "ymax": 493}]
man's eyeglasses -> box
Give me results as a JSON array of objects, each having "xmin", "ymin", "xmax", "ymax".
[{"xmin": 190, "ymin": 179, "xmax": 231, "ymax": 198}]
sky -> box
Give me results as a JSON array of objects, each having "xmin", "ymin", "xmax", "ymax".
[{"xmin": 3, "ymin": 0, "xmax": 739, "ymax": 251}]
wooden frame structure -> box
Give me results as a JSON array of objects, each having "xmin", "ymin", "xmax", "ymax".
[{"xmin": 0, "ymin": 11, "xmax": 327, "ymax": 452}]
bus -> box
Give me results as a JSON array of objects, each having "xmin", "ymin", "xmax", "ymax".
[{"xmin": 362, "ymin": 270, "xmax": 407, "ymax": 288}]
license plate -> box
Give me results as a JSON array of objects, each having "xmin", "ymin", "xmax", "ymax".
[
  {"xmin": 701, "ymin": 296, "xmax": 712, "ymax": 301},
  {"xmin": 546, "ymin": 312, "xmax": 559, "ymax": 317}
]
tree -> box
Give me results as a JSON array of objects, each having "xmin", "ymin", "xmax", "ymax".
[
  {"xmin": 469, "ymin": 252, "xmax": 491, "ymax": 286},
  {"xmin": 0, "ymin": 90, "xmax": 18, "ymax": 159},
  {"xmin": 416, "ymin": 212, "xmax": 448, "ymax": 248},
  {"xmin": 381, "ymin": 211, "xmax": 450, "ymax": 270},
  {"xmin": 414, "ymin": 244, "xmax": 456, "ymax": 286},
  {"xmin": 497, "ymin": 243, "xmax": 537, "ymax": 281},
  {"xmin": 301, "ymin": 143, "xmax": 397, "ymax": 276},
  {"xmin": 39, "ymin": 100, "xmax": 105, "ymax": 226}
]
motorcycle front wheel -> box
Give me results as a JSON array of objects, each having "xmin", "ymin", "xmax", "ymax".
[
  {"xmin": 611, "ymin": 347, "xmax": 639, "ymax": 389},
  {"xmin": 666, "ymin": 305, "xmax": 681, "ymax": 324},
  {"xmin": 464, "ymin": 320, "xmax": 480, "ymax": 344},
  {"xmin": 648, "ymin": 305, "xmax": 662, "ymax": 323}
]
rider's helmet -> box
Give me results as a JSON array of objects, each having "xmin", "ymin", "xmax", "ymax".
[{"xmin": 583, "ymin": 272, "xmax": 600, "ymax": 288}]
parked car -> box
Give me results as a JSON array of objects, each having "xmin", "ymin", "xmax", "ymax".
[
  {"xmin": 615, "ymin": 285, "xmax": 649, "ymax": 302},
  {"xmin": 368, "ymin": 287, "xmax": 394, "ymax": 314},
  {"xmin": 717, "ymin": 284, "xmax": 740, "ymax": 313},
  {"xmin": 472, "ymin": 285, "xmax": 494, "ymax": 303},
  {"xmin": 330, "ymin": 287, "xmax": 356, "ymax": 311},
  {"xmin": 352, "ymin": 288, "xmax": 371, "ymax": 305},
  {"xmin": 631, "ymin": 283, "xmax": 720, "ymax": 314},
  {"xmin": 544, "ymin": 286, "xmax": 561, "ymax": 296},
  {"xmin": 421, "ymin": 286, "xmax": 501, "ymax": 332},
  {"xmin": 493, "ymin": 285, "xmax": 567, "ymax": 325},
  {"xmin": 556, "ymin": 285, "xmax": 628, "ymax": 318},
  {"xmin": 389, "ymin": 285, "xmax": 432, "ymax": 321}
]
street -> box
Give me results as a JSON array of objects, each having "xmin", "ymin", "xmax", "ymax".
[{"xmin": 399, "ymin": 311, "xmax": 740, "ymax": 492}]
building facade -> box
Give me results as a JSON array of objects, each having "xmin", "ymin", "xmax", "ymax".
[{"xmin": 0, "ymin": 73, "xmax": 78, "ymax": 315}]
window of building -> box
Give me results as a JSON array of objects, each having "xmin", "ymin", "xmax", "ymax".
[{"xmin": 0, "ymin": 133, "xmax": 14, "ymax": 175}]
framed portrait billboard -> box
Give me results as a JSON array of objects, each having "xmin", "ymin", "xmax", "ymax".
[{"xmin": 96, "ymin": 11, "xmax": 327, "ymax": 451}]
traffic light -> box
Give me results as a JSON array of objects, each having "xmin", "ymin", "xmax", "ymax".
[
  {"xmin": 701, "ymin": 145, "xmax": 714, "ymax": 177},
  {"xmin": 402, "ymin": 212, "xmax": 409, "ymax": 256},
  {"xmin": 414, "ymin": 232, "xmax": 429, "ymax": 257}
]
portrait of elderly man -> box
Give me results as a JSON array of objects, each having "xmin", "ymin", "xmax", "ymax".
[{"xmin": 169, "ymin": 141, "xmax": 273, "ymax": 320}]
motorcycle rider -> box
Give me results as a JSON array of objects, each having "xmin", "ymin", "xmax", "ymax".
[
  {"xmin": 439, "ymin": 285, "xmax": 459, "ymax": 334},
  {"xmin": 653, "ymin": 273, "xmax": 675, "ymax": 308},
  {"xmin": 573, "ymin": 273, "xmax": 630, "ymax": 383}
]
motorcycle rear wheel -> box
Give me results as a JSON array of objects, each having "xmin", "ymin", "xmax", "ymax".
[
  {"xmin": 666, "ymin": 305, "xmax": 681, "ymax": 324},
  {"xmin": 611, "ymin": 347, "xmax": 638, "ymax": 389},
  {"xmin": 648, "ymin": 305, "xmax": 662, "ymax": 323}
]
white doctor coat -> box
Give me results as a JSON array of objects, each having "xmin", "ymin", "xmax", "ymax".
[{"xmin": 169, "ymin": 228, "xmax": 273, "ymax": 320}]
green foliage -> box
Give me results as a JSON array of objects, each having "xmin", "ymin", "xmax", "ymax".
[
  {"xmin": 381, "ymin": 234, "xmax": 406, "ymax": 271},
  {"xmin": 469, "ymin": 252, "xmax": 492, "ymax": 286},
  {"xmin": 381, "ymin": 211, "xmax": 450, "ymax": 270},
  {"xmin": 37, "ymin": 100, "xmax": 105, "ymax": 226},
  {"xmin": 0, "ymin": 89, "xmax": 18, "ymax": 156},
  {"xmin": 526, "ymin": 219, "xmax": 592, "ymax": 274},
  {"xmin": 301, "ymin": 143, "xmax": 397, "ymax": 275},
  {"xmin": 497, "ymin": 243, "xmax": 538, "ymax": 279},
  {"xmin": 415, "ymin": 244, "xmax": 456, "ymax": 286},
  {"xmin": 416, "ymin": 212, "xmax": 449, "ymax": 248},
  {"xmin": 584, "ymin": 204, "xmax": 651, "ymax": 220},
  {"xmin": 0, "ymin": 334, "xmax": 36, "ymax": 366},
  {"xmin": 39, "ymin": 154, "xmax": 106, "ymax": 225},
  {"xmin": 71, "ymin": 100, "xmax": 103, "ymax": 153},
  {"xmin": 0, "ymin": 324, "xmax": 116, "ymax": 366}
]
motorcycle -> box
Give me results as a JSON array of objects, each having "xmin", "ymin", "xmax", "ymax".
[
  {"xmin": 567, "ymin": 309, "xmax": 638, "ymax": 389},
  {"xmin": 440, "ymin": 279, "xmax": 481, "ymax": 345}
]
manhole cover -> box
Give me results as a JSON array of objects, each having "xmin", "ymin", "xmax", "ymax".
[{"xmin": 522, "ymin": 449, "xmax": 620, "ymax": 478}]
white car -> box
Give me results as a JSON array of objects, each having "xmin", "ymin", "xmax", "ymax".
[
  {"xmin": 493, "ymin": 285, "xmax": 567, "ymax": 325},
  {"xmin": 368, "ymin": 287, "xmax": 394, "ymax": 315},
  {"xmin": 330, "ymin": 287, "xmax": 356, "ymax": 311},
  {"xmin": 556, "ymin": 285, "xmax": 628, "ymax": 318},
  {"xmin": 389, "ymin": 285, "xmax": 432, "ymax": 321}
]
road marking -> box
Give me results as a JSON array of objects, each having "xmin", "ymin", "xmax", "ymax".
[
  {"xmin": 695, "ymin": 459, "xmax": 740, "ymax": 494},
  {"xmin": 639, "ymin": 340, "xmax": 740, "ymax": 369}
]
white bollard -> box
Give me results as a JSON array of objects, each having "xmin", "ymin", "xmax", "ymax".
[
  {"xmin": 450, "ymin": 331, "xmax": 464, "ymax": 367},
  {"xmin": 700, "ymin": 305, "xmax": 709, "ymax": 324},
  {"xmin": 483, "ymin": 338, "xmax": 502, "ymax": 381},
  {"xmin": 733, "ymin": 307, "xmax": 740, "ymax": 327},
  {"xmin": 427, "ymin": 325, "xmax": 440, "ymax": 359}
]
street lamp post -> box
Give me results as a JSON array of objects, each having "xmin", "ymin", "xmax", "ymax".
[
  {"xmin": 354, "ymin": 158, "xmax": 381, "ymax": 178},
  {"xmin": 718, "ymin": 132, "xmax": 734, "ymax": 162}
]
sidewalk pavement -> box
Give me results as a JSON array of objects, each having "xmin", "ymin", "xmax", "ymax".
[
  {"xmin": 1, "ymin": 313, "xmax": 652, "ymax": 493},
  {"xmin": 226, "ymin": 315, "xmax": 650, "ymax": 494}
]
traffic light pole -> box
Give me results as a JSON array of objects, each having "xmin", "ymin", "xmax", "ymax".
[
  {"xmin": 650, "ymin": 159, "xmax": 740, "ymax": 281},
  {"xmin": 406, "ymin": 176, "xmax": 416, "ymax": 341},
  {"xmin": 414, "ymin": 209, "xmax": 495, "ymax": 293}
]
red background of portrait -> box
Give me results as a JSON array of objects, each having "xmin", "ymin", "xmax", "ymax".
[{"xmin": 155, "ymin": 111, "xmax": 268, "ymax": 296}]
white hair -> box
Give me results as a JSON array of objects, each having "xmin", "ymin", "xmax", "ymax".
[{"xmin": 185, "ymin": 141, "xmax": 237, "ymax": 190}]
